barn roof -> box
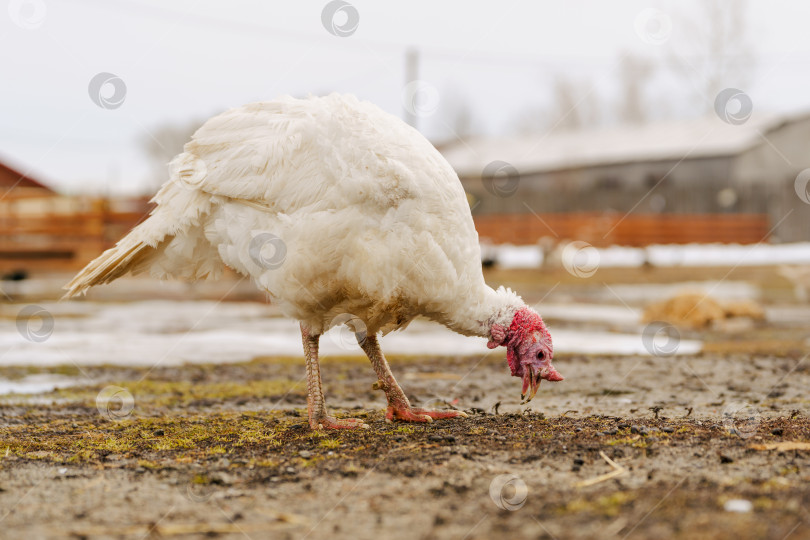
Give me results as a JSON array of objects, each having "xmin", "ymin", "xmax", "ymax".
[
  {"xmin": 0, "ymin": 156, "xmax": 54, "ymax": 191},
  {"xmin": 440, "ymin": 112, "xmax": 810, "ymax": 177}
]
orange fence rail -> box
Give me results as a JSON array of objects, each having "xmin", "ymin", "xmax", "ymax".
[
  {"xmin": 0, "ymin": 205, "xmax": 771, "ymax": 273},
  {"xmin": 473, "ymin": 212, "xmax": 770, "ymax": 246},
  {"xmin": 0, "ymin": 199, "xmax": 152, "ymax": 273}
]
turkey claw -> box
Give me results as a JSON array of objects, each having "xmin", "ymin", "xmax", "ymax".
[
  {"xmin": 386, "ymin": 406, "xmax": 467, "ymax": 423},
  {"xmin": 311, "ymin": 416, "xmax": 369, "ymax": 430}
]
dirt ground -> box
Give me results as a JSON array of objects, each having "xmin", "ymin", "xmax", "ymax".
[
  {"xmin": 1, "ymin": 349, "xmax": 809, "ymax": 539},
  {"xmin": 1, "ymin": 265, "xmax": 809, "ymax": 539}
]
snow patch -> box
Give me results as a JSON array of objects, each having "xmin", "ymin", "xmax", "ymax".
[
  {"xmin": 0, "ymin": 301, "xmax": 702, "ymax": 367},
  {"xmin": 496, "ymin": 242, "xmax": 810, "ymax": 269},
  {"xmin": 0, "ymin": 374, "xmax": 81, "ymax": 395}
]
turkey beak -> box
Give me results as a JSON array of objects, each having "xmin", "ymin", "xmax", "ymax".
[
  {"xmin": 520, "ymin": 366, "xmax": 541, "ymax": 404},
  {"xmin": 520, "ymin": 360, "xmax": 564, "ymax": 404}
]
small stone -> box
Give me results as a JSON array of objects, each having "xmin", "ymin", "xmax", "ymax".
[
  {"xmin": 662, "ymin": 426, "xmax": 675, "ymax": 433},
  {"xmin": 298, "ymin": 450, "xmax": 313, "ymax": 459},
  {"xmin": 575, "ymin": 427, "xmax": 583, "ymax": 432},
  {"xmin": 603, "ymin": 428, "xmax": 618, "ymax": 436},
  {"xmin": 285, "ymin": 467, "xmax": 296, "ymax": 474},
  {"xmin": 428, "ymin": 434, "xmax": 445, "ymax": 442},
  {"xmin": 213, "ymin": 472, "xmax": 235, "ymax": 486},
  {"xmin": 724, "ymin": 499, "xmax": 752, "ymax": 513}
]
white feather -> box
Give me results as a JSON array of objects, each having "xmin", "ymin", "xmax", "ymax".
[{"xmin": 64, "ymin": 94, "xmax": 525, "ymax": 338}]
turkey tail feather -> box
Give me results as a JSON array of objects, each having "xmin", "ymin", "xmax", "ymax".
[
  {"xmin": 63, "ymin": 154, "xmax": 219, "ymax": 299},
  {"xmin": 61, "ymin": 220, "xmax": 162, "ymax": 299}
]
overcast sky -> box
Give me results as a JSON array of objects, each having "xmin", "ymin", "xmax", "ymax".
[{"xmin": 2, "ymin": 0, "xmax": 810, "ymax": 195}]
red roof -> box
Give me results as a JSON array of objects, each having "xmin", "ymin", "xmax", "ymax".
[{"xmin": 0, "ymin": 159, "xmax": 53, "ymax": 191}]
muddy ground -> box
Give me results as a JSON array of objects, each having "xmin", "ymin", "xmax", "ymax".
[
  {"xmin": 1, "ymin": 348, "xmax": 809, "ymax": 539},
  {"xmin": 1, "ymin": 265, "xmax": 809, "ymax": 539}
]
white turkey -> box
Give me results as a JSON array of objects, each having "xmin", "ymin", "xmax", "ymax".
[{"xmin": 64, "ymin": 94, "xmax": 563, "ymax": 429}]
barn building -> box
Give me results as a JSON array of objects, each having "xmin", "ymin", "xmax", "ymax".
[
  {"xmin": 440, "ymin": 113, "xmax": 810, "ymax": 245},
  {"xmin": 0, "ymin": 159, "xmax": 54, "ymax": 198},
  {"xmin": 0, "ymin": 156, "xmax": 151, "ymax": 273}
]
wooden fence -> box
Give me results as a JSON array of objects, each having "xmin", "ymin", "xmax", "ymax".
[
  {"xmin": 0, "ymin": 202, "xmax": 772, "ymax": 273},
  {"xmin": 473, "ymin": 212, "xmax": 770, "ymax": 246},
  {"xmin": 0, "ymin": 198, "xmax": 152, "ymax": 273}
]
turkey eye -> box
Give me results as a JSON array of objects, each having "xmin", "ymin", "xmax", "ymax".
[{"xmin": 537, "ymin": 351, "xmax": 545, "ymax": 360}]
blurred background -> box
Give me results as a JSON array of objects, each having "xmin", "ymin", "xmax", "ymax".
[
  {"xmin": 1, "ymin": 0, "xmax": 809, "ymax": 367},
  {"xmin": 2, "ymin": 0, "xmax": 810, "ymax": 274}
]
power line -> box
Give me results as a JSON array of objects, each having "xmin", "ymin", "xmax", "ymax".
[{"xmin": 66, "ymin": 0, "xmax": 792, "ymax": 71}]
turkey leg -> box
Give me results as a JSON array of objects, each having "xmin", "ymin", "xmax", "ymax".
[
  {"xmin": 358, "ymin": 333, "xmax": 467, "ymax": 423},
  {"xmin": 300, "ymin": 324, "xmax": 369, "ymax": 430}
]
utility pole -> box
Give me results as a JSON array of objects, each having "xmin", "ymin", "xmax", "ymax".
[{"xmin": 404, "ymin": 47, "xmax": 419, "ymax": 129}]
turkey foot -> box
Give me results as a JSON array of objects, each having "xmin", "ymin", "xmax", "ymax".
[
  {"xmin": 386, "ymin": 406, "xmax": 468, "ymax": 423},
  {"xmin": 302, "ymin": 324, "xmax": 369, "ymax": 430},
  {"xmin": 311, "ymin": 414, "xmax": 369, "ymax": 430},
  {"xmin": 360, "ymin": 334, "xmax": 469, "ymax": 424}
]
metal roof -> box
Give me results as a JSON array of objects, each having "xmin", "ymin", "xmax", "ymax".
[{"xmin": 440, "ymin": 113, "xmax": 809, "ymax": 177}]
